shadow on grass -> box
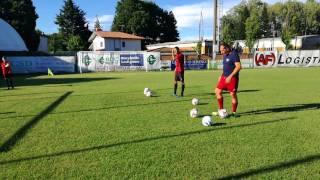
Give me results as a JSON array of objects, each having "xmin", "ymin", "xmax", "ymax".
[
  {"xmin": 0, "ymin": 92, "xmax": 73, "ymax": 152},
  {"xmin": 0, "ymin": 112, "xmax": 15, "ymax": 115},
  {"xmin": 0, "ymin": 117, "xmax": 295, "ymax": 165},
  {"xmin": 188, "ymin": 89, "xmax": 261, "ymax": 97},
  {"xmin": 217, "ymin": 154, "xmax": 320, "ymax": 179},
  {"xmin": 0, "ymin": 98, "xmax": 191, "ymax": 120},
  {"xmin": 13, "ymin": 75, "xmax": 120, "ymax": 87},
  {"xmin": 239, "ymin": 103, "xmax": 320, "ymax": 116},
  {"xmin": 0, "ymin": 91, "xmax": 67, "ymax": 98},
  {"xmin": 51, "ymin": 98, "xmax": 191, "ymax": 115}
]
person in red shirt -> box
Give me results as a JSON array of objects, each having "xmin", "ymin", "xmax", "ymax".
[
  {"xmin": 1, "ymin": 56, "xmax": 14, "ymax": 90},
  {"xmin": 172, "ymin": 47, "xmax": 185, "ymax": 97}
]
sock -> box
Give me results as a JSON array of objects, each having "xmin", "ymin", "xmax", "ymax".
[
  {"xmin": 232, "ymin": 102, "xmax": 238, "ymax": 113},
  {"xmin": 217, "ymin": 97, "xmax": 224, "ymax": 109},
  {"xmin": 181, "ymin": 84, "xmax": 185, "ymax": 96},
  {"xmin": 174, "ymin": 83, "xmax": 177, "ymax": 95}
]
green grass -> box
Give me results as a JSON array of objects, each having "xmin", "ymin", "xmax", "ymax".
[{"xmin": 0, "ymin": 68, "xmax": 320, "ymax": 179}]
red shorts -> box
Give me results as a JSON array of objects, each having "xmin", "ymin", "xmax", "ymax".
[{"xmin": 216, "ymin": 76, "xmax": 239, "ymax": 92}]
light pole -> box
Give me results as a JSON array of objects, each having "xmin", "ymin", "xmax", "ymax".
[{"xmin": 212, "ymin": 0, "xmax": 218, "ymax": 61}]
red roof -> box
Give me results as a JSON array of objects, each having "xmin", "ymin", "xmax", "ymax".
[{"xmin": 95, "ymin": 31, "xmax": 145, "ymax": 40}]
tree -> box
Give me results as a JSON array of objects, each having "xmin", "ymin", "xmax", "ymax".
[
  {"xmin": 94, "ymin": 17, "xmax": 102, "ymax": 30},
  {"xmin": 304, "ymin": 0, "xmax": 320, "ymax": 35},
  {"xmin": 48, "ymin": 33, "xmax": 66, "ymax": 52},
  {"xmin": 112, "ymin": 0, "xmax": 179, "ymax": 44},
  {"xmin": 0, "ymin": 0, "xmax": 39, "ymax": 51},
  {"xmin": 221, "ymin": 15, "xmax": 237, "ymax": 45},
  {"xmin": 67, "ymin": 35, "xmax": 84, "ymax": 51},
  {"xmin": 55, "ymin": 0, "xmax": 92, "ymax": 50},
  {"xmin": 245, "ymin": 8, "xmax": 261, "ymax": 53},
  {"xmin": 260, "ymin": 4, "xmax": 271, "ymax": 37}
]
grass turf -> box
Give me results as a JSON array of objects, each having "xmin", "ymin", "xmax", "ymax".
[{"xmin": 0, "ymin": 68, "xmax": 319, "ymax": 179}]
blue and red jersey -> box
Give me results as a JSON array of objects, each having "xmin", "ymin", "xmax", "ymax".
[
  {"xmin": 175, "ymin": 52, "xmax": 184, "ymax": 73},
  {"xmin": 223, "ymin": 50, "xmax": 240, "ymax": 77}
]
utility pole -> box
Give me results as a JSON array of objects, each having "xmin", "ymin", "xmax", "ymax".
[{"xmin": 213, "ymin": 0, "xmax": 218, "ymax": 60}]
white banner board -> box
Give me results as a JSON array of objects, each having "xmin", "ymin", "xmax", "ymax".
[
  {"xmin": 8, "ymin": 56, "xmax": 75, "ymax": 74},
  {"xmin": 254, "ymin": 50, "xmax": 320, "ymax": 68},
  {"xmin": 77, "ymin": 51, "xmax": 161, "ymax": 72}
]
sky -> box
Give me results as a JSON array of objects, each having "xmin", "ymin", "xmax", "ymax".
[{"xmin": 33, "ymin": 0, "xmax": 307, "ymax": 41}]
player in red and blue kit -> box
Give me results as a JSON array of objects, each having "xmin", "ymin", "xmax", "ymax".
[
  {"xmin": 172, "ymin": 47, "xmax": 185, "ymax": 97},
  {"xmin": 215, "ymin": 42, "xmax": 241, "ymax": 117}
]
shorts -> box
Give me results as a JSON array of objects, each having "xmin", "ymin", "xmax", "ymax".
[
  {"xmin": 216, "ymin": 75, "xmax": 239, "ymax": 92},
  {"xmin": 175, "ymin": 71, "xmax": 184, "ymax": 82}
]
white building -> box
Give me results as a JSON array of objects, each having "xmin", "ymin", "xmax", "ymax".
[
  {"xmin": 146, "ymin": 40, "xmax": 213, "ymax": 56},
  {"xmin": 234, "ymin": 35, "xmax": 320, "ymax": 53},
  {"xmin": 88, "ymin": 31, "xmax": 144, "ymax": 51},
  {"xmin": 0, "ymin": 18, "xmax": 28, "ymax": 51}
]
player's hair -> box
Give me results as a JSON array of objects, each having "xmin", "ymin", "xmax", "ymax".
[
  {"xmin": 219, "ymin": 42, "xmax": 231, "ymax": 50},
  {"xmin": 174, "ymin": 46, "xmax": 180, "ymax": 52}
]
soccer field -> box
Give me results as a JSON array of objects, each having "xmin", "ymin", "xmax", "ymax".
[{"xmin": 0, "ymin": 68, "xmax": 319, "ymax": 179}]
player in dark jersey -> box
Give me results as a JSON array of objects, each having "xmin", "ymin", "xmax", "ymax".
[
  {"xmin": 214, "ymin": 42, "xmax": 241, "ymax": 117},
  {"xmin": 172, "ymin": 47, "xmax": 185, "ymax": 97}
]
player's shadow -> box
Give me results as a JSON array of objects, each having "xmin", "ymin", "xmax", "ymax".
[
  {"xmin": 217, "ymin": 153, "xmax": 320, "ymax": 179},
  {"xmin": 188, "ymin": 89, "xmax": 261, "ymax": 97},
  {"xmin": 50, "ymin": 98, "xmax": 191, "ymax": 115},
  {"xmin": 0, "ymin": 117, "xmax": 295, "ymax": 165},
  {"xmin": 0, "ymin": 91, "xmax": 73, "ymax": 152},
  {"xmin": 239, "ymin": 103, "xmax": 320, "ymax": 116},
  {"xmin": 13, "ymin": 75, "xmax": 120, "ymax": 87},
  {"xmin": 0, "ymin": 112, "xmax": 15, "ymax": 115}
]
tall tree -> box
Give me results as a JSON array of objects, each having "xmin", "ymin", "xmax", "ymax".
[
  {"xmin": 245, "ymin": 8, "xmax": 261, "ymax": 52},
  {"xmin": 0, "ymin": 0, "xmax": 39, "ymax": 51},
  {"xmin": 303, "ymin": 0, "xmax": 320, "ymax": 35},
  {"xmin": 112, "ymin": 0, "xmax": 179, "ymax": 44},
  {"xmin": 221, "ymin": 15, "xmax": 237, "ymax": 45},
  {"xmin": 55, "ymin": 0, "xmax": 92, "ymax": 50},
  {"xmin": 94, "ymin": 17, "xmax": 102, "ymax": 30},
  {"xmin": 260, "ymin": 4, "xmax": 271, "ymax": 37}
]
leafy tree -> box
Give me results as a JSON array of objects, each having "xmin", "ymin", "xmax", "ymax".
[
  {"xmin": 0, "ymin": 0, "xmax": 39, "ymax": 51},
  {"xmin": 245, "ymin": 8, "xmax": 261, "ymax": 52},
  {"xmin": 281, "ymin": 28, "xmax": 294, "ymax": 50},
  {"xmin": 112, "ymin": 0, "xmax": 179, "ymax": 44},
  {"xmin": 303, "ymin": 0, "xmax": 320, "ymax": 34},
  {"xmin": 260, "ymin": 4, "xmax": 271, "ymax": 37},
  {"xmin": 221, "ymin": 15, "xmax": 237, "ymax": 45},
  {"xmin": 48, "ymin": 33, "xmax": 67, "ymax": 52},
  {"xmin": 55, "ymin": 0, "xmax": 92, "ymax": 50},
  {"xmin": 67, "ymin": 35, "xmax": 84, "ymax": 51}
]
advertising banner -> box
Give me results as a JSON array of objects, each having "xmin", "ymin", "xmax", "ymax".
[
  {"xmin": 254, "ymin": 50, "xmax": 320, "ymax": 68},
  {"xmin": 77, "ymin": 51, "xmax": 161, "ymax": 72},
  {"xmin": 171, "ymin": 60, "xmax": 208, "ymax": 70},
  {"xmin": 8, "ymin": 56, "xmax": 75, "ymax": 74}
]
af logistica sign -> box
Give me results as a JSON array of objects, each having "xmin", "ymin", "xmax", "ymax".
[{"xmin": 254, "ymin": 50, "xmax": 320, "ymax": 68}]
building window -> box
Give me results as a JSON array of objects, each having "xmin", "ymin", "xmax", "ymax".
[
  {"xmin": 122, "ymin": 41, "xmax": 126, "ymax": 48},
  {"xmin": 100, "ymin": 42, "xmax": 103, "ymax": 47}
]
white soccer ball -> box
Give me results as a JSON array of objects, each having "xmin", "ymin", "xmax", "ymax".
[
  {"xmin": 189, "ymin": 108, "xmax": 199, "ymax": 118},
  {"xmin": 191, "ymin": 98, "xmax": 199, "ymax": 106},
  {"xmin": 144, "ymin": 88, "xmax": 150, "ymax": 95},
  {"xmin": 218, "ymin": 109, "xmax": 228, "ymax": 119},
  {"xmin": 202, "ymin": 116, "xmax": 213, "ymax": 126},
  {"xmin": 146, "ymin": 90, "xmax": 152, "ymax": 97}
]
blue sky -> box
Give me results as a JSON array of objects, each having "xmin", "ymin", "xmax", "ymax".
[{"xmin": 33, "ymin": 0, "xmax": 304, "ymax": 41}]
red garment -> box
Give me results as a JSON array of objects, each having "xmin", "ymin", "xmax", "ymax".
[
  {"xmin": 216, "ymin": 75, "xmax": 239, "ymax": 92},
  {"xmin": 1, "ymin": 61, "xmax": 12, "ymax": 78},
  {"xmin": 175, "ymin": 52, "xmax": 184, "ymax": 72}
]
